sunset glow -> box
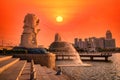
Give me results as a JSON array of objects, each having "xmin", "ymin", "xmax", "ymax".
[
  {"xmin": 56, "ymin": 16, "xmax": 63, "ymax": 22},
  {"xmin": 0, "ymin": 0, "xmax": 120, "ymax": 47}
]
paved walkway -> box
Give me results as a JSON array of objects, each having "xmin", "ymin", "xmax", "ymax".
[
  {"xmin": 35, "ymin": 64, "xmax": 69, "ymax": 80},
  {"xmin": 35, "ymin": 64, "xmax": 51, "ymax": 80}
]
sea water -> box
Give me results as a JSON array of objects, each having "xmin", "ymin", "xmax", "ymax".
[{"xmin": 62, "ymin": 53, "xmax": 120, "ymax": 80}]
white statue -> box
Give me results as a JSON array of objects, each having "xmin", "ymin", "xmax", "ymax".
[
  {"xmin": 54, "ymin": 33, "xmax": 61, "ymax": 42},
  {"xmin": 20, "ymin": 13, "xmax": 40, "ymax": 48}
]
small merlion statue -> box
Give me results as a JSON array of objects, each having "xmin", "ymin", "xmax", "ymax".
[
  {"xmin": 20, "ymin": 13, "xmax": 40, "ymax": 48},
  {"xmin": 54, "ymin": 33, "xmax": 61, "ymax": 42}
]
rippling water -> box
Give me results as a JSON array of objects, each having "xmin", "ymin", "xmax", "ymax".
[{"xmin": 62, "ymin": 53, "xmax": 120, "ymax": 80}]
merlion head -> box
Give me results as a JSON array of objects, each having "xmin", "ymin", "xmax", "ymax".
[{"xmin": 24, "ymin": 13, "xmax": 39, "ymax": 27}]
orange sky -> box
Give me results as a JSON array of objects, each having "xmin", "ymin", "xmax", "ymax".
[{"xmin": 0, "ymin": 0, "xmax": 120, "ymax": 47}]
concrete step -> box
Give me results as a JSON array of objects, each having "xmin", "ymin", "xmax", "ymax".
[
  {"xmin": 0, "ymin": 56, "xmax": 12, "ymax": 62},
  {"xmin": 0, "ymin": 58, "xmax": 19, "ymax": 74},
  {"xmin": 0, "ymin": 60, "xmax": 26, "ymax": 80},
  {"xmin": 19, "ymin": 62, "xmax": 31, "ymax": 80},
  {"xmin": 34, "ymin": 65, "xmax": 51, "ymax": 80}
]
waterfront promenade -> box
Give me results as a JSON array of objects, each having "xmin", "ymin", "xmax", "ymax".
[
  {"xmin": 56, "ymin": 52, "xmax": 112, "ymax": 61},
  {"xmin": 80, "ymin": 53, "xmax": 112, "ymax": 61},
  {"xmin": 0, "ymin": 55, "xmax": 69, "ymax": 80}
]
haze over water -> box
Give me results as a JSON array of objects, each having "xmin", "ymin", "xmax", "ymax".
[{"xmin": 62, "ymin": 53, "xmax": 120, "ymax": 80}]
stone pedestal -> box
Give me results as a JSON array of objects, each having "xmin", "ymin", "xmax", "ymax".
[{"xmin": 13, "ymin": 53, "xmax": 56, "ymax": 69}]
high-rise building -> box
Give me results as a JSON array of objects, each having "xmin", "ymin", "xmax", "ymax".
[
  {"xmin": 79, "ymin": 39, "xmax": 86, "ymax": 49},
  {"xmin": 74, "ymin": 38, "xmax": 79, "ymax": 48},
  {"xmin": 106, "ymin": 30, "xmax": 112, "ymax": 39},
  {"xmin": 74, "ymin": 30, "xmax": 116, "ymax": 51},
  {"xmin": 98, "ymin": 37, "xmax": 105, "ymax": 49},
  {"xmin": 105, "ymin": 39, "xmax": 116, "ymax": 48},
  {"xmin": 105, "ymin": 30, "xmax": 116, "ymax": 48}
]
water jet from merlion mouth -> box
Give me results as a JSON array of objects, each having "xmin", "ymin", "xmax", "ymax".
[{"xmin": 49, "ymin": 33, "xmax": 85, "ymax": 66}]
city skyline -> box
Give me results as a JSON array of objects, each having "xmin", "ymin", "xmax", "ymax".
[
  {"xmin": 0, "ymin": 0, "xmax": 120, "ymax": 47},
  {"xmin": 74, "ymin": 30, "xmax": 116, "ymax": 51}
]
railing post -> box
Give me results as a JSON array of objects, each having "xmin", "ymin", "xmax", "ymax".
[
  {"xmin": 90, "ymin": 57, "xmax": 93, "ymax": 61},
  {"xmin": 105, "ymin": 56, "xmax": 108, "ymax": 61},
  {"xmin": 30, "ymin": 71, "xmax": 36, "ymax": 80},
  {"xmin": 30, "ymin": 60, "xmax": 36, "ymax": 80}
]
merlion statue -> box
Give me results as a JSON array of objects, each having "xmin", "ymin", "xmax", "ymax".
[{"xmin": 20, "ymin": 13, "xmax": 40, "ymax": 48}]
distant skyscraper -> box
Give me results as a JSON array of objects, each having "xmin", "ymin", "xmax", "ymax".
[
  {"xmin": 98, "ymin": 37, "xmax": 105, "ymax": 49},
  {"xmin": 84, "ymin": 38, "xmax": 88, "ymax": 49},
  {"xmin": 105, "ymin": 39, "xmax": 116, "ymax": 48},
  {"xmin": 74, "ymin": 38, "xmax": 79, "ymax": 48},
  {"xmin": 106, "ymin": 30, "xmax": 112, "ymax": 39},
  {"xmin": 74, "ymin": 30, "xmax": 116, "ymax": 51},
  {"xmin": 105, "ymin": 30, "xmax": 116, "ymax": 48}
]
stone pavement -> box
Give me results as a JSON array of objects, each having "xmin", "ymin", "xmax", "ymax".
[{"xmin": 34, "ymin": 65, "xmax": 69, "ymax": 80}]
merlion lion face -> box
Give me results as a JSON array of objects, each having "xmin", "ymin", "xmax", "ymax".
[
  {"xmin": 33, "ymin": 16, "xmax": 39, "ymax": 27},
  {"xmin": 24, "ymin": 14, "xmax": 39, "ymax": 27}
]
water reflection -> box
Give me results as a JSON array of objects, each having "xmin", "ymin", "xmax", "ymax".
[{"xmin": 62, "ymin": 53, "xmax": 120, "ymax": 80}]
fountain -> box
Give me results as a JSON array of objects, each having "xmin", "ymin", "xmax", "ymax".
[{"xmin": 49, "ymin": 33, "xmax": 90, "ymax": 66}]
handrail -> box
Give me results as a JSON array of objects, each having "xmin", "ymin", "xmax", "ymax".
[{"xmin": 30, "ymin": 59, "xmax": 36, "ymax": 80}]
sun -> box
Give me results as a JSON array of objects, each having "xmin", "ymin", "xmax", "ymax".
[{"xmin": 56, "ymin": 16, "xmax": 63, "ymax": 22}]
